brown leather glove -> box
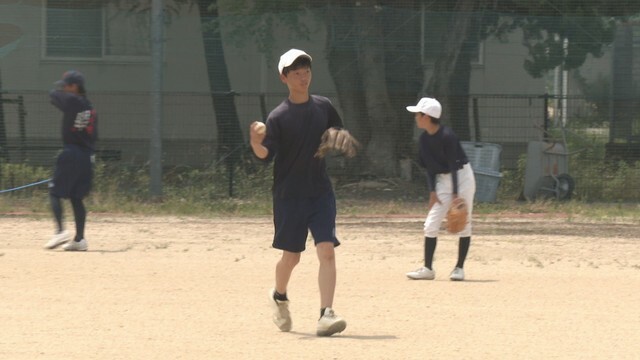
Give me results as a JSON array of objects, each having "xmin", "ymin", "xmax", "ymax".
[
  {"xmin": 446, "ymin": 197, "xmax": 468, "ymax": 233},
  {"xmin": 315, "ymin": 128, "xmax": 360, "ymax": 158}
]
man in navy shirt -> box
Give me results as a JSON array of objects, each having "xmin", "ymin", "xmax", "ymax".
[
  {"xmin": 44, "ymin": 70, "xmax": 97, "ymax": 251},
  {"xmin": 250, "ymin": 49, "xmax": 347, "ymax": 336},
  {"xmin": 405, "ymin": 97, "xmax": 476, "ymax": 281}
]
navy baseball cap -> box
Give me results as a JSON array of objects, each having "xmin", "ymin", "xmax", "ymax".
[{"xmin": 54, "ymin": 70, "xmax": 85, "ymax": 87}]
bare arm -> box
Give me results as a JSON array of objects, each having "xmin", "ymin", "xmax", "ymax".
[{"xmin": 249, "ymin": 121, "xmax": 269, "ymax": 159}]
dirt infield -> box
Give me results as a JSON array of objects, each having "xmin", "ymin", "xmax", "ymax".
[{"xmin": 1, "ymin": 214, "xmax": 639, "ymax": 359}]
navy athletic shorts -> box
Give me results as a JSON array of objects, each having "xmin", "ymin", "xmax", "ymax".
[
  {"xmin": 49, "ymin": 144, "xmax": 93, "ymax": 199},
  {"xmin": 272, "ymin": 191, "xmax": 340, "ymax": 253}
]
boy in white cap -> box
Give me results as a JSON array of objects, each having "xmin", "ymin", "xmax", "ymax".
[
  {"xmin": 405, "ymin": 97, "xmax": 476, "ymax": 281},
  {"xmin": 249, "ymin": 49, "xmax": 348, "ymax": 336}
]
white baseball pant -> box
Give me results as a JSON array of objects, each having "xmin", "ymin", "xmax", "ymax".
[{"xmin": 423, "ymin": 163, "xmax": 476, "ymax": 238}]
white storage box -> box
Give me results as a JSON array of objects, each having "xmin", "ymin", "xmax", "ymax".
[{"xmin": 461, "ymin": 141, "xmax": 503, "ymax": 172}]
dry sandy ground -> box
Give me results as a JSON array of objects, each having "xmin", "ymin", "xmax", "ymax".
[{"xmin": 1, "ymin": 213, "xmax": 639, "ymax": 360}]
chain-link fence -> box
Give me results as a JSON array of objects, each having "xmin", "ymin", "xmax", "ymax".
[
  {"xmin": 1, "ymin": 2, "xmax": 639, "ymax": 202},
  {"xmin": 1, "ymin": 89, "xmax": 638, "ymax": 201}
]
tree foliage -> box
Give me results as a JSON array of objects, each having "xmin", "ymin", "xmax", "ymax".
[
  {"xmin": 211, "ymin": 0, "xmax": 314, "ymax": 58},
  {"xmin": 496, "ymin": 0, "xmax": 640, "ymax": 77},
  {"xmin": 417, "ymin": 0, "xmax": 640, "ymax": 79},
  {"xmin": 104, "ymin": 0, "xmax": 640, "ymax": 176}
]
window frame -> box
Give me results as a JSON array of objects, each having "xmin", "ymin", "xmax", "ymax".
[{"xmin": 41, "ymin": 0, "xmax": 151, "ymax": 62}]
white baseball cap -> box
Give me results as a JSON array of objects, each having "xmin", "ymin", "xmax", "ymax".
[
  {"xmin": 406, "ymin": 97, "xmax": 442, "ymax": 119},
  {"xmin": 278, "ymin": 48, "xmax": 312, "ymax": 74}
]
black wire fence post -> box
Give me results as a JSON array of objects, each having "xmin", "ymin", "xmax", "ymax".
[
  {"xmin": 0, "ymin": 69, "xmax": 8, "ymax": 162},
  {"xmin": 472, "ymin": 97, "xmax": 480, "ymax": 142},
  {"xmin": 543, "ymin": 93, "xmax": 549, "ymax": 141},
  {"xmin": 228, "ymin": 156, "xmax": 234, "ymax": 197},
  {"xmin": 149, "ymin": 0, "xmax": 164, "ymax": 198}
]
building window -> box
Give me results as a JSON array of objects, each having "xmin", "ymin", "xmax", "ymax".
[
  {"xmin": 45, "ymin": 1, "xmax": 102, "ymax": 58},
  {"xmin": 45, "ymin": 0, "xmax": 150, "ymax": 59}
]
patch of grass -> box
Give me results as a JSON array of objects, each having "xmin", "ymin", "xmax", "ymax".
[{"xmin": 1, "ymin": 161, "xmax": 639, "ymax": 223}]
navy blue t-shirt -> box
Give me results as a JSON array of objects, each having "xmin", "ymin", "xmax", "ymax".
[
  {"xmin": 261, "ymin": 95, "xmax": 343, "ymax": 199},
  {"xmin": 418, "ymin": 125, "xmax": 468, "ymax": 194},
  {"xmin": 50, "ymin": 90, "xmax": 97, "ymax": 151}
]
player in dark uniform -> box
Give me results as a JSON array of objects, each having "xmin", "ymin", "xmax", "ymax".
[
  {"xmin": 44, "ymin": 70, "xmax": 97, "ymax": 251},
  {"xmin": 249, "ymin": 49, "xmax": 347, "ymax": 336},
  {"xmin": 405, "ymin": 97, "xmax": 476, "ymax": 281}
]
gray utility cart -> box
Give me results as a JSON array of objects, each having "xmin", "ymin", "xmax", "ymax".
[{"xmin": 523, "ymin": 140, "xmax": 575, "ymax": 201}]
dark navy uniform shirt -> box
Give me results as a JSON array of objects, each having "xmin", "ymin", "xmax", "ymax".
[
  {"xmin": 261, "ymin": 95, "xmax": 343, "ymax": 199},
  {"xmin": 418, "ymin": 125, "xmax": 468, "ymax": 194},
  {"xmin": 49, "ymin": 90, "xmax": 97, "ymax": 151}
]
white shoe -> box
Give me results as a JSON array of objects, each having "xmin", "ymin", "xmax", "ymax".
[
  {"xmin": 450, "ymin": 267, "xmax": 465, "ymax": 281},
  {"xmin": 317, "ymin": 308, "xmax": 347, "ymax": 336},
  {"xmin": 406, "ymin": 266, "xmax": 435, "ymax": 280},
  {"xmin": 268, "ymin": 288, "xmax": 292, "ymax": 332},
  {"xmin": 44, "ymin": 230, "xmax": 71, "ymax": 249},
  {"xmin": 62, "ymin": 238, "xmax": 88, "ymax": 251}
]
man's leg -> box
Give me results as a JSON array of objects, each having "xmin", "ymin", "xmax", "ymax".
[
  {"xmin": 62, "ymin": 197, "xmax": 88, "ymax": 251},
  {"xmin": 407, "ymin": 192, "xmax": 449, "ymax": 279},
  {"xmin": 70, "ymin": 197, "xmax": 86, "ymax": 242},
  {"xmin": 406, "ymin": 236, "xmax": 437, "ymax": 280},
  {"xmin": 308, "ymin": 192, "xmax": 345, "ymax": 336},
  {"xmin": 275, "ymin": 250, "xmax": 300, "ymax": 295},
  {"xmin": 270, "ymin": 250, "xmax": 300, "ymax": 332},
  {"xmin": 450, "ymin": 164, "xmax": 475, "ymax": 281},
  {"xmin": 316, "ymin": 242, "xmax": 336, "ymax": 309},
  {"xmin": 456, "ymin": 236, "xmax": 471, "ymax": 269},
  {"xmin": 50, "ymin": 194, "xmax": 63, "ymax": 233},
  {"xmin": 316, "ymin": 241, "xmax": 346, "ymax": 336},
  {"xmin": 44, "ymin": 194, "xmax": 71, "ymax": 249}
]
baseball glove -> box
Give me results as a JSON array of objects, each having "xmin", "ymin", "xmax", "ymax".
[
  {"xmin": 446, "ymin": 197, "xmax": 468, "ymax": 234},
  {"xmin": 315, "ymin": 128, "xmax": 360, "ymax": 158}
]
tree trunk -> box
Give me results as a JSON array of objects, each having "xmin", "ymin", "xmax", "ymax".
[
  {"xmin": 322, "ymin": 4, "xmax": 370, "ymax": 174},
  {"xmin": 354, "ymin": 2, "xmax": 397, "ymax": 176},
  {"xmin": 447, "ymin": 33, "xmax": 475, "ymax": 141},
  {"xmin": 610, "ymin": 22, "xmax": 634, "ymax": 142},
  {"xmin": 197, "ymin": 0, "xmax": 243, "ymax": 167},
  {"xmin": 382, "ymin": 5, "xmax": 423, "ymax": 158},
  {"xmin": 424, "ymin": 0, "xmax": 477, "ymax": 139}
]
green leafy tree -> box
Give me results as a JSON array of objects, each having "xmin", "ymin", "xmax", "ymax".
[
  {"xmin": 118, "ymin": 0, "xmax": 640, "ymax": 177},
  {"xmin": 213, "ymin": 0, "xmax": 640, "ymax": 176},
  {"xmin": 214, "ymin": 0, "xmax": 417, "ymax": 175},
  {"xmin": 418, "ymin": 0, "xmax": 640, "ymax": 140}
]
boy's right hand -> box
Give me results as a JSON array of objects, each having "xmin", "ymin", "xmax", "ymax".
[
  {"xmin": 249, "ymin": 121, "xmax": 269, "ymax": 159},
  {"xmin": 249, "ymin": 121, "xmax": 266, "ymax": 145}
]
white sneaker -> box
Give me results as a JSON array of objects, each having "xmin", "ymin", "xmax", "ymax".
[
  {"xmin": 268, "ymin": 288, "xmax": 292, "ymax": 332},
  {"xmin": 406, "ymin": 266, "xmax": 435, "ymax": 280},
  {"xmin": 62, "ymin": 238, "xmax": 88, "ymax": 251},
  {"xmin": 317, "ymin": 308, "xmax": 347, "ymax": 336},
  {"xmin": 44, "ymin": 230, "xmax": 71, "ymax": 249},
  {"xmin": 450, "ymin": 267, "xmax": 465, "ymax": 281}
]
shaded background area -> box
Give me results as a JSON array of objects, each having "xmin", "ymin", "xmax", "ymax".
[{"xmin": 1, "ymin": 1, "xmax": 639, "ymax": 201}]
